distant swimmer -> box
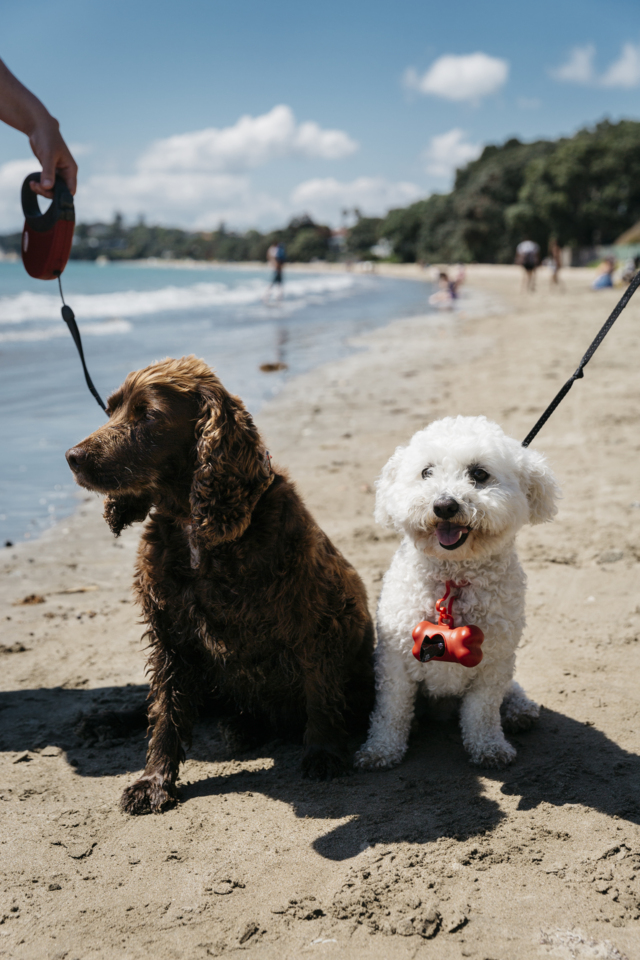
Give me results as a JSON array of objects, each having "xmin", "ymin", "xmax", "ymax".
[
  {"xmin": 264, "ymin": 241, "xmax": 286, "ymax": 302},
  {"xmin": 0, "ymin": 58, "xmax": 77, "ymax": 198},
  {"xmin": 429, "ymin": 269, "xmax": 460, "ymax": 309}
]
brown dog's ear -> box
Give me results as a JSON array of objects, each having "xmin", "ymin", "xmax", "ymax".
[
  {"xmin": 189, "ymin": 386, "xmax": 273, "ymax": 547},
  {"xmin": 103, "ymin": 493, "xmax": 153, "ymax": 537}
]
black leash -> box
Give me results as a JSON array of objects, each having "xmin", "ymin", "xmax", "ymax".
[
  {"xmin": 57, "ymin": 275, "xmax": 106, "ymax": 412},
  {"xmin": 522, "ymin": 269, "xmax": 640, "ymax": 447}
]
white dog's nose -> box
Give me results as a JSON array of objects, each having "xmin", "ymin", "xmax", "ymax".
[{"xmin": 433, "ymin": 497, "xmax": 460, "ymax": 520}]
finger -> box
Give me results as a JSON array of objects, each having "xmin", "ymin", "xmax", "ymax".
[
  {"xmin": 29, "ymin": 181, "xmax": 53, "ymax": 199},
  {"xmin": 56, "ymin": 150, "xmax": 78, "ymax": 195},
  {"xmin": 40, "ymin": 159, "xmax": 56, "ymax": 193},
  {"xmin": 60, "ymin": 162, "xmax": 77, "ymax": 195}
]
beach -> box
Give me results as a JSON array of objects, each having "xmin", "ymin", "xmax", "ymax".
[{"xmin": 1, "ymin": 263, "xmax": 640, "ymax": 960}]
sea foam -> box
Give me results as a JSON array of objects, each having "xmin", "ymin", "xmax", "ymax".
[
  {"xmin": 0, "ymin": 274, "xmax": 356, "ymax": 325},
  {"xmin": 0, "ymin": 318, "xmax": 132, "ymax": 343}
]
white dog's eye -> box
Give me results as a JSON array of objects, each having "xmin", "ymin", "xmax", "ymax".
[
  {"xmin": 421, "ymin": 466, "xmax": 433, "ymax": 479},
  {"xmin": 469, "ymin": 466, "xmax": 490, "ymax": 484}
]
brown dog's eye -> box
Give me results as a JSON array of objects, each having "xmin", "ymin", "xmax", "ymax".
[
  {"xmin": 469, "ymin": 466, "xmax": 490, "ymax": 484},
  {"xmin": 421, "ymin": 466, "xmax": 433, "ymax": 479},
  {"xmin": 133, "ymin": 406, "xmax": 158, "ymax": 422}
]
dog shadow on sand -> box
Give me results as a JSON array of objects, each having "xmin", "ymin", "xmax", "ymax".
[{"xmin": 1, "ymin": 683, "xmax": 639, "ymax": 862}]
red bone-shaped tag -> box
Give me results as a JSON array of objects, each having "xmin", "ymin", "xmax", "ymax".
[{"xmin": 411, "ymin": 580, "xmax": 484, "ymax": 668}]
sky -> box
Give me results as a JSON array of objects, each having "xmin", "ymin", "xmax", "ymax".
[{"xmin": 1, "ymin": 0, "xmax": 640, "ymax": 232}]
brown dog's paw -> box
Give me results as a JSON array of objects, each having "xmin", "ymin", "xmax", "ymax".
[
  {"xmin": 302, "ymin": 745, "xmax": 349, "ymax": 781},
  {"xmin": 120, "ymin": 775, "xmax": 176, "ymax": 815}
]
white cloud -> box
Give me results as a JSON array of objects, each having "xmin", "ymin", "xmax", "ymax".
[
  {"xmin": 0, "ymin": 161, "xmax": 419, "ymax": 234},
  {"xmin": 601, "ymin": 42, "xmax": 640, "ymax": 88},
  {"xmin": 138, "ymin": 105, "xmax": 358, "ymax": 174},
  {"xmin": 550, "ymin": 44, "xmax": 595, "ymax": 83},
  {"xmin": 289, "ymin": 177, "xmax": 422, "ymax": 223},
  {"xmin": 404, "ymin": 53, "xmax": 509, "ymax": 103},
  {"xmin": 423, "ymin": 129, "xmax": 481, "ymax": 179},
  {"xmin": 76, "ymin": 172, "xmax": 286, "ymax": 230},
  {"xmin": 0, "ymin": 156, "xmax": 285, "ymax": 232},
  {"xmin": 0, "ymin": 158, "xmax": 40, "ymax": 229},
  {"xmin": 551, "ymin": 42, "xmax": 640, "ymax": 88},
  {"xmin": 0, "ymin": 106, "xmax": 360, "ymax": 231}
]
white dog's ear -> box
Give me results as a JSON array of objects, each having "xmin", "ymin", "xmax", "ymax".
[
  {"xmin": 374, "ymin": 447, "xmax": 404, "ymax": 530},
  {"xmin": 521, "ymin": 448, "xmax": 561, "ymax": 524}
]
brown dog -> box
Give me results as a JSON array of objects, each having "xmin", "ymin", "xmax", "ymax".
[{"xmin": 66, "ymin": 356, "xmax": 374, "ymax": 814}]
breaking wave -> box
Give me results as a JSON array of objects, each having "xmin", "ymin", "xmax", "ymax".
[
  {"xmin": 0, "ymin": 274, "xmax": 357, "ymax": 325},
  {"xmin": 0, "ymin": 318, "xmax": 132, "ymax": 343}
]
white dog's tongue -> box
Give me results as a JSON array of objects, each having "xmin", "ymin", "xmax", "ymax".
[{"xmin": 436, "ymin": 521, "xmax": 468, "ymax": 546}]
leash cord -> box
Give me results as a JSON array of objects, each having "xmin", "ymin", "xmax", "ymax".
[
  {"xmin": 57, "ymin": 275, "xmax": 106, "ymax": 413},
  {"xmin": 522, "ymin": 268, "xmax": 640, "ymax": 447}
]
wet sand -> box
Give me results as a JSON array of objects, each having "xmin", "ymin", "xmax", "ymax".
[{"xmin": 1, "ymin": 264, "xmax": 639, "ymax": 959}]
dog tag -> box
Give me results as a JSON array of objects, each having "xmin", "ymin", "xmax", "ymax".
[{"xmin": 411, "ymin": 580, "xmax": 484, "ymax": 668}]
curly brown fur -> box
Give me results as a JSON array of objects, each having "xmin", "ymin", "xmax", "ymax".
[{"xmin": 66, "ymin": 356, "xmax": 374, "ymax": 814}]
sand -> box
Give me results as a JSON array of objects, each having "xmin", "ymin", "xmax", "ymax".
[{"xmin": 1, "ymin": 263, "xmax": 640, "ymax": 960}]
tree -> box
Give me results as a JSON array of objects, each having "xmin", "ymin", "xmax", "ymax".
[
  {"xmin": 287, "ymin": 227, "xmax": 330, "ymax": 262},
  {"xmin": 346, "ymin": 216, "xmax": 382, "ymax": 257},
  {"xmin": 507, "ymin": 120, "xmax": 640, "ymax": 248},
  {"xmin": 379, "ymin": 200, "xmax": 430, "ymax": 262}
]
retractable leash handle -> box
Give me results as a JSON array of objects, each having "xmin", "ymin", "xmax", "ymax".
[
  {"xmin": 21, "ymin": 173, "xmax": 75, "ymax": 280},
  {"xmin": 20, "ymin": 173, "xmax": 106, "ymax": 412}
]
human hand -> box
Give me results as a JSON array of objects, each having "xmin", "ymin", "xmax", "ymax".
[
  {"xmin": 28, "ymin": 114, "xmax": 77, "ymax": 197},
  {"xmin": 0, "ymin": 59, "xmax": 78, "ymax": 197}
]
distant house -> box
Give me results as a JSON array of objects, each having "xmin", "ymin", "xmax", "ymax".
[{"xmin": 329, "ymin": 228, "xmax": 347, "ymax": 252}]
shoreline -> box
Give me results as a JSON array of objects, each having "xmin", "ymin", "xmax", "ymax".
[
  {"xmin": 0, "ymin": 264, "xmax": 434, "ymax": 548},
  {"xmin": 1, "ymin": 264, "xmax": 640, "ymax": 960}
]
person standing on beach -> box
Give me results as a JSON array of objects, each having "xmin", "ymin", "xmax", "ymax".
[
  {"xmin": 0, "ymin": 58, "xmax": 77, "ymax": 198},
  {"xmin": 548, "ymin": 238, "xmax": 563, "ymax": 290},
  {"xmin": 265, "ymin": 240, "xmax": 286, "ymax": 302},
  {"xmin": 592, "ymin": 256, "xmax": 616, "ymax": 290},
  {"xmin": 515, "ymin": 238, "xmax": 540, "ymax": 292}
]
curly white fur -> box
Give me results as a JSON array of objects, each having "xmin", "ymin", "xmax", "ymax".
[{"xmin": 355, "ymin": 415, "xmax": 560, "ymax": 770}]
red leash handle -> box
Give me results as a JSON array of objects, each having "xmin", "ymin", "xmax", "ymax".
[
  {"xmin": 21, "ymin": 173, "xmax": 75, "ymax": 280},
  {"xmin": 411, "ymin": 580, "xmax": 484, "ymax": 668}
]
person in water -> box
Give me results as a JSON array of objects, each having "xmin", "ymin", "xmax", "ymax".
[{"xmin": 265, "ymin": 241, "xmax": 286, "ymax": 302}]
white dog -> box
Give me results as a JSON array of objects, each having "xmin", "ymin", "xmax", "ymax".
[{"xmin": 355, "ymin": 415, "xmax": 560, "ymax": 770}]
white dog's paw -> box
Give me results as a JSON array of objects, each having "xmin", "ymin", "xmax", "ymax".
[
  {"xmin": 354, "ymin": 745, "xmax": 402, "ymax": 771},
  {"xmin": 501, "ymin": 682, "xmax": 540, "ymax": 733},
  {"xmin": 465, "ymin": 736, "xmax": 517, "ymax": 768}
]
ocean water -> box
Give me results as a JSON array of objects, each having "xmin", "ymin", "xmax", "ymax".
[{"xmin": 0, "ymin": 260, "xmax": 430, "ymax": 545}]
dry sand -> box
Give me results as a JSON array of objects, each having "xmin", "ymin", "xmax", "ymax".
[{"xmin": 1, "ymin": 264, "xmax": 640, "ymax": 960}]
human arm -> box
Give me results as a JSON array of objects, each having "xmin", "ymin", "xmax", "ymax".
[{"xmin": 0, "ymin": 59, "xmax": 77, "ymax": 197}]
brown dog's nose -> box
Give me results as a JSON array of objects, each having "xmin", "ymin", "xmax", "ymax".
[
  {"xmin": 433, "ymin": 496, "xmax": 460, "ymax": 520},
  {"xmin": 66, "ymin": 446, "xmax": 88, "ymax": 471}
]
